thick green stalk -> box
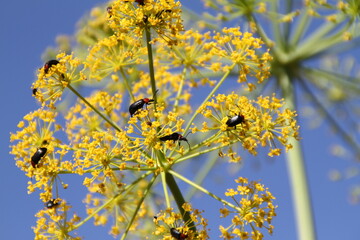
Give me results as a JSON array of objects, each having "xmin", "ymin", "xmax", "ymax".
[
  {"xmin": 165, "ymin": 172, "xmax": 197, "ymax": 232},
  {"xmin": 278, "ymin": 70, "xmax": 316, "ymax": 240},
  {"xmin": 145, "ymin": 27, "xmax": 157, "ymax": 110}
]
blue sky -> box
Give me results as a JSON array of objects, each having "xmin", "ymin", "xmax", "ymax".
[{"xmin": 1, "ymin": 1, "xmax": 359, "ymax": 239}]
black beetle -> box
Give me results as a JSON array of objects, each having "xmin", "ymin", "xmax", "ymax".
[
  {"xmin": 31, "ymin": 147, "xmax": 47, "ymax": 168},
  {"xmin": 135, "ymin": 0, "xmax": 145, "ymax": 5},
  {"xmin": 44, "ymin": 60, "xmax": 60, "ymax": 74},
  {"xmin": 129, "ymin": 98, "xmax": 154, "ymax": 117},
  {"xmin": 170, "ymin": 228, "xmax": 187, "ymax": 240},
  {"xmin": 159, "ymin": 133, "xmax": 190, "ymax": 148},
  {"xmin": 226, "ymin": 114, "xmax": 245, "ymax": 129},
  {"xmin": 45, "ymin": 199, "xmax": 60, "ymax": 209},
  {"xmin": 32, "ymin": 88, "xmax": 37, "ymax": 96}
]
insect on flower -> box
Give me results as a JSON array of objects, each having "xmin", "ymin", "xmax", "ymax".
[
  {"xmin": 159, "ymin": 132, "xmax": 191, "ymax": 148},
  {"xmin": 106, "ymin": 6, "xmax": 112, "ymax": 16},
  {"xmin": 32, "ymin": 88, "xmax": 37, "ymax": 96},
  {"xmin": 43, "ymin": 60, "xmax": 60, "ymax": 74},
  {"xmin": 129, "ymin": 90, "xmax": 158, "ymax": 117},
  {"xmin": 135, "ymin": 0, "xmax": 145, "ymax": 6},
  {"xmin": 45, "ymin": 199, "xmax": 60, "ymax": 209},
  {"xmin": 170, "ymin": 228, "xmax": 188, "ymax": 240},
  {"xmin": 226, "ymin": 112, "xmax": 245, "ymax": 129},
  {"xmin": 129, "ymin": 98, "xmax": 154, "ymax": 117},
  {"xmin": 31, "ymin": 147, "xmax": 47, "ymax": 168}
]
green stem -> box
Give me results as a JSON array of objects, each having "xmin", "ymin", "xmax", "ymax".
[
  {"xmin": 145, "ymin": 27, "xmax": 157, "ymax": 111},
  {"xmin": 67, "ymin": 84, "xmax": 122, "ymax": 132},
  {"xmin": 185, "ymin": 154, "xmax": 218, "ymax": 200},
  {"xmin": 290, "ymin": 10, "xmax": 311, "ymax": 47},
  {"xmin": 120, "ymin": 68, "xmax": 135, "ymax": 102},
  {"xmin": 298, "ymin": 74, "xmax": 360, "ymax": 159},
  {"xmin": 183, "ymin": 64, "xmax": 236, "ymax": 135},
  {"xmin": 156, "ymin": 150, "xmax": 171, "ymax": 208},
  {"xmin": 72, "ymin": 171, "xmax": 153, "ymax": 230},
  {"xmin": 278, "ymin": 70, "xmax": 316, "ymax": 240},
  {"xmin": 165, "ymin": 172, "xmax": 197, "ymax": 233},
  {"xmin": 283, "ymin": 0, "xmax": 293, "ymax": 44},
  {"xmin": 292, "ymin": 15, "xmax": 348, "ymax": 60},
  {"xmin": 72, "ymin": 193, "xmax": 119, "ymax": 229},
  {"xmin": 120, "ymin": 173, "xmax": 157, "ymax": 240},
  {"xmin": 169, "ymin": 170, "xmax": 238, "ymax": 210},
  {"xmin": 270, "ymin": 1, "xmax": 285, "ymax": 50},
  {"xmin": 172, "ymin": 67, "xmax": 187, "ymax": 112}
]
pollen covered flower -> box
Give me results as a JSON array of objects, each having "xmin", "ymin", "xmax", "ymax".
[
  {"xmin": 32, "ymin": 53, "xmax": 86, "ymax": 108},
  {"xmin": 108, "ymin": 0, "xmax": 183, "ymax": 44},
  {"xmin": 220, "ymin": 177, "xmax": 276, "ymax": 240},
  {"xmin": 198, "ymin": 93, "xmax": 299, "ymax": 157}
]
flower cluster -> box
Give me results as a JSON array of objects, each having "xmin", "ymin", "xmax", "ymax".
[
  {"xmin": 219, "ymin": 177, "xmax": 276, "ymax": 240},
  {"xmin": 9, "ymin": 108, "xmax": 72, "ymax": 201},
  {"xmin": 153, "ymin": 203, "xmax": 209, "ymax": 239},
  {"xmin": 85, "ymin": 34, "xmax": 146, "ymax": 80},
  {"xmin": 108, "ymin": 0, "xmax": 184, "ymax": 44},
  {"xmin": 9, "ymin": 0, "xmax": 303, "ymax": 239},
  {"xmin": 32, "ymin": 53, "xmax": 86, "ymax": 108},
  {"xmin": 84, "ymin": 174, "xmax": 150, "ymax": 237},
  {"xmin": 197, "ymin": 93, "xmax": 299, "ymax": 157},
  {"xmin": 155, "ymin": 28, "xmax": 272, "ymax": 90},
  {"xmin": 33, "ymin": 200, "xmax": 81, "ymax": 240}
]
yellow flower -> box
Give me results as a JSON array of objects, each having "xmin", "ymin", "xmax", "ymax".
[
  {"xmin": 85, "ymin": 34, "xmax": 146, "ymax": 80},
  {"xmin": 108, "ymin": 0, "xmax": 183, "ymax": 44},
  {"xmin": 199, "ymin": 93, "xmax": 299, "ymax": 158},
  {"xmin": 32, "ymin": 53, "xmax": 85, "ymax": 108},
  {"xmin": 154, "ymin": 205, "xmax": 209, "ymax": 239},
  {"xmin": 33, "ymin": 200, "xmax": 81, "ymax": 240},
  {"xmin": 212, "ymin": 27, "xmax": 272, "ymax": 89},
  {"xmin": 220, "ymin": 177, "xmax": 276, "ymax": 239}
]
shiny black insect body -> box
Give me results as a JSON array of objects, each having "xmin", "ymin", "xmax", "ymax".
[
  {"xmin": 170, "ymin": 228, "xmax": 187, "ymax": 240},
  {"xmin": 226, "ymin": 114, "xmax": 245, "ymax": 129},
  {"xmin": 129, "ymin": 98, "xmax": 154, "ymax": 117},
  {"xmin": 135, "ymin": 0, "xmax": 145, "ymax": 5},
  {"xmin": 31, "ymin": 147, "xmax": 47, "ymax": 168},
  {"xmin": 44, "ymin": 60, "xmax": 59, "ymax": 74},
  {"xmin": 45, "ymin": 199, "xmax": 60, "ymax": 209},
  {"xmin": 32, "ymin": 88, "xmax": 37, "ymax": 96},
  {"xmin": 159, "ymin": 133, "xmax": 190, "ymax": 148},
  {"xmin": 106, "ymin": 6, "xmax": 112, "ymax": 16}
]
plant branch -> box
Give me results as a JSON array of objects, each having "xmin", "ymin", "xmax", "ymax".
[{"xmin": 278, "ymin": 69, "xmax": 316, "ymax": 240}]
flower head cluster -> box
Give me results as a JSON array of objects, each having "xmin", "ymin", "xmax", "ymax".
[
  {"xmin": 76, "ymin": 6, "xmax": 114, "ymax": 46},
  {"xmin": 153, "ymin": 203, "xmax": 209, "ymax": 239},
  {"xmin": 85, "ymin": 34, "xmax": 146, "ymax": 80},
  {"xmin": 219, "ymin": 177, "xmax": 276, "ymax": 240},
  {"xmin": 108, "ymin": 0, "xmax": 184, "ymax": 44},
  {"xmin": 65, "ymin": 91, "xmax": 123, "ymax": 144},
  {"xmin": 213, "ymin": 28, "xmax": 272, "ymax": 90},
  {"xmin": 10, "ymin": 108, "xmax": 72, "ymax": 200},
  {"xmin": 32, "ymin": 53, "xmax": 86, "ymax": 108},
  {"xmin": 33, "ymin": 200, "xmax": 81, "ymax": 240},
  {"xmin": 84, "ymin": 174, "xmax": 150, "ymax": 237},
  {"xmin": 198, "ymin": 93, "xmax": 299, "ymax": 157},
  {"xmin": 155, "ymin": 28, "xmax": 272, "ymax": 90}
]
